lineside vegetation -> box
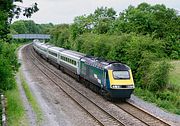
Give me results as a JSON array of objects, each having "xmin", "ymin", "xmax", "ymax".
[
  {"xmin": 0, "ymin": 0, "xmax": 39, "ymax": 125},
  {"xmin": 19, "ymin": 71, "xmax": 43, "ymax": 124}
]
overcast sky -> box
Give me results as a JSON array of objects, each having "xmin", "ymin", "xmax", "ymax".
[{"xmin": 13, "ymin": 0, "xmax": 180, "ymax": 24}]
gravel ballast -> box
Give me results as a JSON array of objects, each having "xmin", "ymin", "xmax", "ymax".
[{"xmin": 19, "ymin": 45, "xmax": 100, "ymax": 126}]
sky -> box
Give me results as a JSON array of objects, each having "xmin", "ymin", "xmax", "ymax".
[{"xmin": 13, "ymin": 0, "xmax": 180, "ymax": 24}]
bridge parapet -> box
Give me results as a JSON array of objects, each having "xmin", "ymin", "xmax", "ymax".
[{"xmin": 12, "ymin": 34, "xmax": 50, "ymax": 39}]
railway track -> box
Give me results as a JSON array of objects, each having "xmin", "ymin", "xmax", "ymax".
[
  {"xmin": 24, "ymin": 44, "xmax": 127, "ymax": 126},
  {"xmin": 23, "ymin": 44, "xmax": 172, "ymax": 126},
  {"xmin": 116, "ymin": 102, "xmax": 171, "ymax": 126}
]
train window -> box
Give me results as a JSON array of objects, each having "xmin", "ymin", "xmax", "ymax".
[
  {"xmin": 74, "ymin": 61, "xmax": 77, "ymax": 66},
  {"xmin": 113, "ymin": 71, "xmax": 130, "ymax": 79},
  {"xmin": 60, "ymin": 56, "xmax": 77, "ymax": 66},
  {"xmin": 49, "ymin": 51, "xmax": 57, "ymax": 57}
]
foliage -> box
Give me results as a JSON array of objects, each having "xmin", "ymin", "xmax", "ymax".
[
  {"xmin": 135, "ymin": 88, "xmax": 180, "ymax": 114},
  {"xmin": 50, "ymin": 24, "xmax": 70, "ymax": 48},
  {"xmin": 169, "ymin": 61, "xmax": 180, "ymax": 88},
  {"xmin": 0, "ymin": 0, "xmax": 39, "ymax": 125},
  {"xmin": 114, "ymin": 3, "xmax": 180, "ymax": 58},
  {"xmin": 0, "ymin": 0, "xmax": 38, "ymax": 90},
  {"xmin": 143, "ymin": 61, "xmax": 171, "ymax": 91},
  {"xmin": 11, "ymin": 20, "xmax": 54, "ymax": 34},
  {"xmin": 5, "ymin": 87, "xmax": 28, "ymax": 126},
  {"xmin": 0, "ymin": 40, "xmax": 20, "ymax": 90},
  {"xmin": 0, "ymin": 0, "xmax": 39, "ymax": 39},
  {"xmin": 68, "ymin": 3, "xmax": 180, "ymax": 59},
  {"xmin": 70, "ymin": 7, "xmax": 116, "ymax": 39}
]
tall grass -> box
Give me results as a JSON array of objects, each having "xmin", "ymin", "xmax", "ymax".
[
  {"xmin": 5, "ymin": 87, "xmax": 28, "ymax": 126},
  {"xmin": 169, "ymin": 61, "xmax": 180, "ymax": 86}
]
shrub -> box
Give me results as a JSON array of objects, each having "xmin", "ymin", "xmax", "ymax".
[
  {"xmin": 0, "ymin": 40, "xmax": 19, "ymax": 91},
  {"xmin": 146, "ymin": 61, "xmax": 171, "ymax": 92},
  {"xmin": 170, "ymin": 51, "xmax": 179, "ymax": 59}
]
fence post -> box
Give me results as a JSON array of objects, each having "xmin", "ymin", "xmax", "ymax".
[{"xmin": 1, "ymin": 94, "xmax": 6, "ymax": 126}]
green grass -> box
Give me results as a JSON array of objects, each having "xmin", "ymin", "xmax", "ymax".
[
  {"xmin": 169, "ymin": 60, "xmax": 180, "ymax": 86},
  {"xmin": 5, "ymin": 87, "xmax": 28, "ymax": 126},
  {"xmin": 134, "ymin": 88, "xmax": 180, "ymax": 115},
  {"xmin": 19, "ymin": 71, "xmax": 43, "ymax": 124},
  {"xmin": 134, "ymin": 60, "xmax": 180, "ymax": 115}
]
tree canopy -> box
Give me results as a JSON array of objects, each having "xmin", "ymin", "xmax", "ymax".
[
  {"xmin": 0, "ymin": 0, "xmax": 38, "ymax": 39},
  {"xmin": 69, "ymin": 3, "xmax": 180, "ymax": 59}
]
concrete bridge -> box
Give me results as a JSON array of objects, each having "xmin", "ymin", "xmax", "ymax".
[{"xmin": 12, "ymin": 34, "xmax": 50, "ymax": 39}]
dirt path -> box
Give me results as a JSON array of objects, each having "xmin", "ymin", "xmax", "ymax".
[{"xmin": 16, "ymin": 73, "xmax": 37, "ymax": 126}]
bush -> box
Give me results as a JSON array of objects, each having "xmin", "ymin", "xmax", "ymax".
[
  {"xmin": 145, "ymin": 61, "xmax": 171, "ymax": 92},
  {"xmin": 170, "ymin": 51, "xmax": 179, "ymax": 59},
  {"xmin": 0, "ymin": 56, "xmax": 16, "ymax": 90},
  {"xmin": 0, "ymin": 40, "xmax": 19, "ymax": 91}
]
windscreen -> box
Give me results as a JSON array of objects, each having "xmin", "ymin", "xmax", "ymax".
[{"xmin": 113, "ymin": 71, "xmax": 130, "ymax": 79}]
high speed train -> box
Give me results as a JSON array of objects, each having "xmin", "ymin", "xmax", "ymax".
[{"xmin": 33, "ymin": 39, "xmax": 135, "ymax": 100}]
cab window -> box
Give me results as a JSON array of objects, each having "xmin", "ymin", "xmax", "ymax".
[{"xmin": 113, "ymin": 71, "xmax": 130, "ymax": 79}]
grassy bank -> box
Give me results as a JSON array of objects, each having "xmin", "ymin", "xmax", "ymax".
[
  {"xmin": 5, "ymin": 87, "xmax": 28, "ymax": 126},
  {"xmin": 1, "ymin": 42, "xmax": 42, "ymax": 126},
  {"xmin": 169, "ymin": 61, "xmax": 180, "ymax": 87},
  {"xmin": 19, "ymin": 71, "xmax": 43, "ymax": 124},
  {"xmin": 135, "ymin": 60, "xmax": 180, "ymax": 115}
]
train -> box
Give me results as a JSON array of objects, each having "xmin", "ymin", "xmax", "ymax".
[{"xmin": 32, "ymin": 39, "xmax": 135, "ymax": 100}]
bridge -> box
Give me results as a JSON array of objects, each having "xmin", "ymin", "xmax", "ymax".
[{"xmin": 12, "ymin": 34, "xmax": 51, "ymax": 39}]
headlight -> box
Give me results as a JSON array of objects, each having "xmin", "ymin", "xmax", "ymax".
[
  {"xmin": 111, "ymin": 85, "xmax": 121, "ymax": 89},
  {"xmin": 127, "ymin": 85, "xmax": 134, "ymax": 88},
  {"xmin": 111, "ymin": 85, "xmax": 134, "ymax": 89}
]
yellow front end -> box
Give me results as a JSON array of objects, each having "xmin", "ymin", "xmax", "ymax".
[{"xmin": 108, "ymin": 70, "xmax": 135, "ymax": 89}]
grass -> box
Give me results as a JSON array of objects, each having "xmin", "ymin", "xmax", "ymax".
[
  {"xmin": 5, "ymin": 87, "xmax": 28, "ymax": 126},
  {"xmin": 169, "ymin": 60, "xmax": 180, "ymax": 87},
  {"xmin": 19, "ymin": 71, "xmax": 43, "ymax": 124},
  {"xmin": 134, "ymin": 88, "xmax": 180, "ymax": 114},
  {"xmin": 0, "ymin": 92, "xmax": 2, "ymax": 125},
  {"xmin": 134, "ymin": 60, "xmax": 180, "ymax": 115}
]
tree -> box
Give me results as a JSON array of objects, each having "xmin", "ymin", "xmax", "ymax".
[
  {"xmin": 10, "ymin": 20, "xmax": 28, "ymax": 34},
  {"xmin": 114, "ymin": 3, "xmax": 180, "ymax": 58},
  {"xmin": 70, "ymin": 7, "xmax": 117, "ymax": 39},
  {"xmin": 0, "ymin": 0, "xmax": 38, "ymax": 39},
  {"xmin": 50, "ymin": 24, "xmax": 70, "ymax": 48}
]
